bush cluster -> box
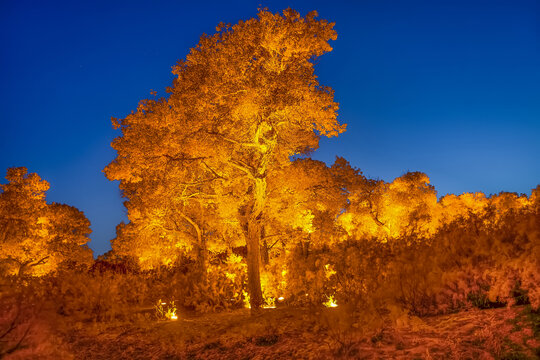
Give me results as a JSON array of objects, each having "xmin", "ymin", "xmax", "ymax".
[{"xmin": 281, "ymin": 197, "xmax": 539, "ymax": 317}]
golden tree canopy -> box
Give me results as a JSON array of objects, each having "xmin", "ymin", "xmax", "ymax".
[{"xmin": 105, "ymin": 8, "xmax": 344, "ymax": 186}]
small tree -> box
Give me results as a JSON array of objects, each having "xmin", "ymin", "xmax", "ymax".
[{"xmin": 0, "ymin": 167, "xmax": 92, "ymax": 276}]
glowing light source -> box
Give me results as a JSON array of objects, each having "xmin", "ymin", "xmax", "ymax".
[
  {"xmin": 165, "ymin": 307, "xmax": 177, "ymax": 320},
  {"xmin": 323, "ymin": 295, "xmax": 338, "ymax": 308},
  {"xmin": 156, "ymin": 299, "xmax": 177, "ymax": 320}
]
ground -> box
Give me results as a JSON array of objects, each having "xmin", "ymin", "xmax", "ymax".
[{"xmin": 46, "ymin": 305, "xmax": 539, "ymax": 359}]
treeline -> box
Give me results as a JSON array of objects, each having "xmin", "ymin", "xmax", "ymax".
[
  {"xmin": 1, "ymin": 163, "xmax": 537, "ymax": 320},
  {"xmin": 106, "ymin": 157, "xmax": 540, "ymax": 315},
  {"xmin": 2, "ymin": 7, "xmax": 538, "ymax": 320},
  {"xmin": 99, "ymin": 8, "xmax": 539, "ymax": 313},
  {"xmin": 1, "ymin": 164, "xmax": 539, "ymax": 356}
]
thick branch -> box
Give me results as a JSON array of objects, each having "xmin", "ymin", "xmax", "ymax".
[
  {"xmin": 366, "ymin": 197, "xmax": 386, "ymax": 227},
  {"xmin": 28, "ymin": 256, "xmax": 50, "ymax": 267},
  {"xmin": 228, "ymin": 159, "xmax": 256, "ymax": 179},
  {"xmin": 179, "ymin": 212, "xmax": 202, "ymax": 246}
]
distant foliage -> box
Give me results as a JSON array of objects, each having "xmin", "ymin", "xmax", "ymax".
[
  {"xmin": 2, "ymin": 168, "xmax": 534, "ymax": 322},
  {"xmin": 23, "ymin": 179, "xmax": 534, "ymax": 325}
]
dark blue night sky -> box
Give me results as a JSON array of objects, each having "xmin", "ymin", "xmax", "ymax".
[{"xmin": 1, "ymin": 0, "xmax": 539, "ymax": 256}]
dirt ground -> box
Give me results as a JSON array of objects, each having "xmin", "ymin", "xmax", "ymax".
[{"xmin": 55, "ymin": 305, "xmax": 539, "ymax": 360}]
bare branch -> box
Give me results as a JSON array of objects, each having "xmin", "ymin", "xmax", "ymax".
[
  {"xmin": 268, "ymin": 238, "xmax": 281, "ymax": 251},
  {"xmin": 179, "ymin": 212, "xmax": 202, "ymax": 246}
]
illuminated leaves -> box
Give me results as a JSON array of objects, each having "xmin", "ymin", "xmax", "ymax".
[
  {"xmin": 0, "ymin": 168, "xmax": 92, "ymax": 276},
  {"xmin": 104, "ymin": 9, "xmax": 345, "ymax": 307},
  {"xmin": 100, "ymin": 7, "xmax": 540, "ymax": 313}
]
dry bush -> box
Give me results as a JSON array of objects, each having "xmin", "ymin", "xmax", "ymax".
[
  {"xmin": 389, "ymin": 205, "xmax": 540, "ymax": 315},
  {"xmin": 142, "ymin": 253, "xmax": 247, "ymax": 313},
  {"xmin": 280, "ymin": 196, "xmax": 539, "ymax": 323},
  {"xmin": 282, "ymin": 245, "xmax": 335, "ymax": 306},
  {"xmin": 47, "ymin": 270, "xmax": 146, "ymax": 322},
  {"xmin": 39, "ymin": 251, "xmax": 247, "ymax": 323},
  {"xmin": 385, "ymin": 242, "xmax": 442, "ymax": 316},
  {"xmin": 0, "ymin": 278, "xmax": 36, "ymax": 357}
]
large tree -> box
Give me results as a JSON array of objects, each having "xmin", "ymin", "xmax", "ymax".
[
  {"xmin": 105, "ymin": 8, "xmax": 345, "ymax": 310},
  {"xmin": 0, "ymin": 167, "xmax": 92, "ymax": 276}
]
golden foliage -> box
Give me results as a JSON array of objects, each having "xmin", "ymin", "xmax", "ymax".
[
  {"xmin": 0, "ymin": 168, "xmax": 92, "ymax": 277},
  {"xmin": 104, "ymin": 8, "xmax": 346, "ymax": 310},
  {"xmin": 94, "ymin": 7, "xmax": 540, "ymax": 315}
]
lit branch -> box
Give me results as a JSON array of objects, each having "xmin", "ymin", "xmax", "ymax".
[
  {"xmin": 265, "ymin": 230, "xmax": 302, "ymax": 250},
  {"xmin": 28, "ymin": 256, "xmax": 50, "ymax": 267},
  {"xmin": 178, "ymin": 177, "xmax": 222, "ymax": 187},
  {"xmin": 228, "ymin": 159, "xmax": 256, "ymax": 179},
  {"xmin": 201, "ymin": 160, "xmax": 226, "ymax": 180},
  {"xmin": 163, "ymin": 155, "xmax": 208, "ymax": 162},
  {"xmin": 366, "ymin": 198, "xmax": 386, "ymax": 227},
  {"xmin": 207, "ymin": 131, "xmax": 259, "ymax": 148},
  {"xmin": 179, "ymin": 212, "xmax": 202, "ymax": 246}
]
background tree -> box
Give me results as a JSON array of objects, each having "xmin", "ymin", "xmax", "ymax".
[
  {"xmin": 105, "ymin": 8, "xmax": 345, "ymax": 310},
  {"xmin": 0, "ymin": 167, "xmax": 92, "ymax": 276},
  {"xmin": 111, "ymin": 162, "xmax": 224, "ymax": 271},
  {"xmin": 339, "ymin": 171, "xmax": 439, "ymax": 242}
]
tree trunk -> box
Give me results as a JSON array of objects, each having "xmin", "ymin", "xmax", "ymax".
[
  {"xmin": 180, "ymin": 212, "xmax": 207, "ymax": 279},
  {"xmin": 247, "ymin": 216, "xmax": 263, "ymax": 312},
  {"xmin": 246, "ymin": 177, "xmax": 265, "ymax": 313}
]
